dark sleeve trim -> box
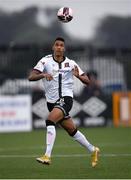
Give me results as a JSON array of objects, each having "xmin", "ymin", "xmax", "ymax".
[
  {"xmin": 80, "ymin": 73, "xmax": 86, "ymax": 76},
  {"xmin": 33, "ymin": 69, "xmax": 42, "ymax": 73}
]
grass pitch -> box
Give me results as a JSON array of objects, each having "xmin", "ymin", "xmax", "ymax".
[{"xmin": 0, "ymin": 127, "xmax": 131, "ymax": 179}]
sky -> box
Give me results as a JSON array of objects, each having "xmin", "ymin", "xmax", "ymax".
[{"xmin": 0, "ymin": 0, "xmax": 131, "ymax": 40}]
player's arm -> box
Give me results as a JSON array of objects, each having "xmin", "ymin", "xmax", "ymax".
[
  {"xmin": 73, "ymin": 66, "xmax": 90, "ymax": 85},
  {"xmin": 28, "ymin": 69, "xmax": 53, "ymax": 81},
  {"xmin": 78, "ymin": 74, "xmax": 90, "ymax": 85}
]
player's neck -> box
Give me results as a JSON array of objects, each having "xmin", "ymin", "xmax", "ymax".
[{"xmin": 53, "ymin": 55, "xmax": 64, "ymax": 63}]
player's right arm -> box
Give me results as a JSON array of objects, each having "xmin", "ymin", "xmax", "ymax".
[
  {"xmin": 28, "ymin": 70, "xmax": 53, "ymax": 81},
  {"xmin": 28, "ymin": 58, "xmax": 53, "ymax": 81}
]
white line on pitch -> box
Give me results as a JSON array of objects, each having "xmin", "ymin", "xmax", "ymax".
[
  {"xmin": 0, "ymin": 142, "xmax": 131, "ymax": 152},
  {"xmin": 0, "ymin": 153, "xmax": 131, "ymax": 158}
]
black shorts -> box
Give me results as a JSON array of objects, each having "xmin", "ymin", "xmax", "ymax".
[{"xmin": 47, "ymin": 96, "xmax": 73, "ymax": 119}]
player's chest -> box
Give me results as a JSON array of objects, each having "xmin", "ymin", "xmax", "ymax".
[{"xmin": 45, "ymin": 62, "xmax": 72, "ymax": 76}]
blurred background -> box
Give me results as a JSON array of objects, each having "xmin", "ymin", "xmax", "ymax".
[{"xmin": 0, "ymin": 0, "xmax": 131, "ymax": 132}]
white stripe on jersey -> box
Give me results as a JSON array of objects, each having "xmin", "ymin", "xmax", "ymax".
[{"xmin": 34, "ymin": 54, "xmax": 84, "ymax": 103}]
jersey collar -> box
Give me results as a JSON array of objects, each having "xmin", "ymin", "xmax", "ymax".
[{"xmin": 53, "ymin": 55, "xmax": 66, "ymax": 63}]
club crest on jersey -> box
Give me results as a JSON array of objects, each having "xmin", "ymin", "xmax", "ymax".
[{"xmin": 64, "ymin": 63, "xmax": 69, "ymax": 67}]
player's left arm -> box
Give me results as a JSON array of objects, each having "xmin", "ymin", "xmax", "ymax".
[{"xmin": 73, "ymin": 65, "xmax": 90, "ymax": 85}]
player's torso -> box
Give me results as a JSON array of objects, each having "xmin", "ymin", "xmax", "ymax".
[
  {"xmin": 42, "ymin": 55, "xmax": 74, "ymax": 102},
  {"xmin": 44, "ymin": 55, "xmax": 72, "ymax": 77}
]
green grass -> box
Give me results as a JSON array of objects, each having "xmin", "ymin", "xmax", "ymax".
[{"xmin": 0, "ymin": 127, "xmax": 131, "ymax": 179}]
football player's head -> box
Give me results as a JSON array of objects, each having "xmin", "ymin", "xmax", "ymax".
[{"xmin": 52, "ymin": 37, "xmax": 65, "ymax": 56}]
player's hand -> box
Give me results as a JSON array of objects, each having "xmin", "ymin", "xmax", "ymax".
[
  {"xmin": 43, "ymin": 73, "xmax": 53, "ymax": 81},
  {"xmin": 73, "ymin": 65, "xmax": 79, "ymax": 78}
]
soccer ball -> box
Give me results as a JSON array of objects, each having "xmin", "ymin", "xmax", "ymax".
[{"xmin": 57, "ymin": 7, "xmax": 73, "ymax": 23}]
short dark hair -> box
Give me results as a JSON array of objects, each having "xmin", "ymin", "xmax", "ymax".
[{"xmin": 54, "ymin": 37, "xmax": 65, "ymax": 43}]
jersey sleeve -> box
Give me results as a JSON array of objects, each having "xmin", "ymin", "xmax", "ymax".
[
  {"xmin": 33, "ymin": 58, "xmax": 46, "ymax": 72},
  {"xmin": 71, "ymin": 60, "xmax": 84, "ymax": 75}
]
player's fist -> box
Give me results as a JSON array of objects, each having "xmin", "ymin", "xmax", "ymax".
[
  {"xmin": 73, "ymin": 65, "xmax": 79, "ymax": 78},
  {"xmin": 43, "ymin": 73, "xmax": 53, "ymax": 81}
]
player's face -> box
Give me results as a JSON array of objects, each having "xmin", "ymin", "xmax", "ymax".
[{"xmin": 52, "ymin": 40, "xmax": 65, "ymax": 56}]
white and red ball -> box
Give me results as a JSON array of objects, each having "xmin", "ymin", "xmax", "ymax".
[{"xmin": 57, "ymin": 7, "xmax": 73, "ymax": 23}]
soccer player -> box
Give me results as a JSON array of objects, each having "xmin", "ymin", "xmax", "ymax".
[{"xmin": 28, "ymin": 37, "xmax": 100, "ymax": 167}]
